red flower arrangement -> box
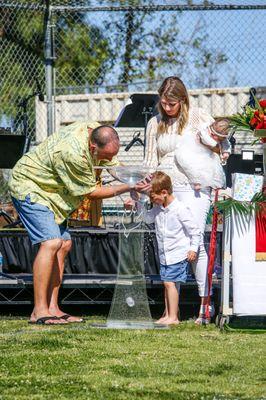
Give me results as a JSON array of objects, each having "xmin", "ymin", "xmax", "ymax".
[
  {"xmin": 230, "ymin": 96, "xmax": 266, "ymax": 143},
  {"xmin": 250, "ymin": 99, "xmax": 266, "ymax": 130}
]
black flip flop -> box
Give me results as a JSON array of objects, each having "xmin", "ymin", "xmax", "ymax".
[
  {"xmin": 60, "ymin": 314, "xmax": 85, "ymax": 323},
  {"xmin": 28, "ymin": 316, "xmax": 61, "ymax": 325}
]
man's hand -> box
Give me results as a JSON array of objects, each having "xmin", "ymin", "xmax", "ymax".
[
  {"xmin": 187, "ymin": 250, "xmax": 197, "ymax": 262},
  {"xmin": 135, "ymin": 174, "xmax": 153, "ymax": 194},
  {"xmin": 130, "ymin": 189, "xmax": 140, "ymax": 201}
]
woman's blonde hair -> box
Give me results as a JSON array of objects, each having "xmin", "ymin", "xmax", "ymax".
[{"xmin": 157, "ymin": 76, "xmax": 190, "ymax": 135}]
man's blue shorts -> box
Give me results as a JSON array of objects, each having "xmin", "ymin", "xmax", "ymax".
[
  {"xmin": 12, "ymin": 194, "xmax": 71, "ymax": 245},
  {"xmin": 160, "ymin": 259, "xmax": 188, "ymax": 283}
]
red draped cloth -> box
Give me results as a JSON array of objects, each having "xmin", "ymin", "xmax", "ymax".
[{"xmin": 256, "ymin": 201, "xmax": 266, "ymax": 261}]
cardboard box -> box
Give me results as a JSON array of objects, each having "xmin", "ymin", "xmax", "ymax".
[{"xmin": 232, "ymin": 173, "xmax": 263, "ymax": 201}]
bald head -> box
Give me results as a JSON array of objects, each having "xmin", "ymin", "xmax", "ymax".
[
  {"xmin": 91, "ymin": 125, "xmax": 120, "ymax": 148},
  {"xmin": 89, "ymin": 125, "xmax": 120, "ymax": 161}
]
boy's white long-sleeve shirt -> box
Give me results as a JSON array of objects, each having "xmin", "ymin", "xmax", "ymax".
[{"xmin": 143, "ymin": 198, "xmax": 201, "ymax": 265}]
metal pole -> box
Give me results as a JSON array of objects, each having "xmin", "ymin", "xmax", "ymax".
[
  {"xmin": 44, "ymin": 0, "xmax": 54, "ymax": 136},
  {"xmin": 221, "ymin": 212, "xmax": 232, "ymax": 318}
]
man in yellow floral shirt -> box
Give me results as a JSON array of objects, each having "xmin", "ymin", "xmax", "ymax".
[{"xmin": 9, "ymin": 122, "xmax": 131, "ymax": 325}]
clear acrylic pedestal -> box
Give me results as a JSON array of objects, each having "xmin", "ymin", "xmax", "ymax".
[{"xmin": 92, "ymin": 166, "xmax": 167, "ymax": 329}]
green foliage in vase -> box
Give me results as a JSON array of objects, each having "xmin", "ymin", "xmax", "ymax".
[
  {"xmin": 229, "ymin": 95, "xmax": 266, "ymax": 133},
  {"xmin": 216, "ymin": 192, "xmax": 265, "ymax": 218}
]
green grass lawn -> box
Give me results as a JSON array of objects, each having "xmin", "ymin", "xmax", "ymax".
[{"xmin": 0, "ymin": 316, "xmax": 265, "ymax": 400}]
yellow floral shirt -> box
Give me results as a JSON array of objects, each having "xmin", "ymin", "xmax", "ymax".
[{"xmin": 9, "ymin": 121, "xmax": 119, "ymax": 224}]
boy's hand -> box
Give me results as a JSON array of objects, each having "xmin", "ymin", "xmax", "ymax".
[
  {"xmin": 187, "ymin": 251, "xmax": 197, "ymax": 262},
  {"xmin": 194, "ymin": 183, "xmax": 201, "ymax": 191},
  {"xmin": 124, "ymin": 198, "xmax": 136, "ymax": 210}
]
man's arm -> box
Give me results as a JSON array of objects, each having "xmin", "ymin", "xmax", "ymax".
[{"xmin": 87, "ymin": 183, "xmax": 130, "ymax": 200}]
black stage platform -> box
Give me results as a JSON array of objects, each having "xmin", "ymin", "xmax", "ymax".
[{"xmin": 0, "ymin": 228, "xmax": 222, "ymax": 305}]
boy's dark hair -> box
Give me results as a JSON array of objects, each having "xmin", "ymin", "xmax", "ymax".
[
  {"xmin": 91, "ymin": 125, "xmax": 119, "ymax": 148},
  {"xmin": 151, "ymin": 171, "xmax": 173, "ymax": 194}
]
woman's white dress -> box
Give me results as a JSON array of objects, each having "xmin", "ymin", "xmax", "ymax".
[{"xmin": 144, "ymin": 107, "xmax": 217, "ymax": 297}]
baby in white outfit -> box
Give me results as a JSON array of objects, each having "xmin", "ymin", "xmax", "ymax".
[{"xmin": 175, "ymin": 118, "xmax": 231, "ymax": 190}]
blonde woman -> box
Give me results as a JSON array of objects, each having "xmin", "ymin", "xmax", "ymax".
[{"xmin": 144, "ymin": 76, "xmax": 217, "ymax": 324}]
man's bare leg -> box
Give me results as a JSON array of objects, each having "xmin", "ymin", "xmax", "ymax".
[
  {"xmin": 30, "ymin": 239, "xmax": 67, "ymax": 324},
  {"xmin": 48, "ymin": 240, "xmax": 83, "ymax": 322}
]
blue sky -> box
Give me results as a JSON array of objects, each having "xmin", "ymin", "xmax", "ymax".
[{"xmin": 89, "ymin": 4, "xmax": 265, "ymax": 90}]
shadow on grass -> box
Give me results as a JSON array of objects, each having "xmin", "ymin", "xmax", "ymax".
[
  {"xmin": 85, "ymin": 386, "xmax": 249, "ymax": 400},
  {"xmin": 0, "ymin": 303, "xmax": 203, "ymax": 323},
  {"xmin": 224, "ymin": 316, "xmax": 266, "ymax": 333},
  {"xmin": 0, "ymin": 304, "xmax": 110, "ymax": 318}
]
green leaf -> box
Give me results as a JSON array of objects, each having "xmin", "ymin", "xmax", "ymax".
[{"xmin": 216, "ymin": 192, "xmax": 265, "ymax": 218}]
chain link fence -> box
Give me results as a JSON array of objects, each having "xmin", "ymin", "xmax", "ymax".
[
  {"xmin": 54, "ymin": 4, "xmax": 265, "ymax": 92},
  {"xmin": 0, "ymin": 1, "xmax": 44, "ymax": 137},
  {"xmin": 1, "ymin": 1, "xmax": 266, "ymax": 138},
  {"xmin": 0, "ymin": 1, "xmax": 266, "ymax": 204}
]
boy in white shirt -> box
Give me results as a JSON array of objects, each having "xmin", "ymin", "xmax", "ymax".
[{"xmin": 143, "ymin": 171, "xmax": 201, "ymax": 325}]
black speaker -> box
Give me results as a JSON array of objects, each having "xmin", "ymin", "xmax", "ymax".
[
  {"xmin": 224, "ymin": 154, "xmax": 264, "ymax": 187},
  {"xmin": 114, "ymin": 93, "xmax": 159, "ymax": 128},
  {"xmin": 0, "ymin": 134, "xmax": 27, "ymax": 169}
]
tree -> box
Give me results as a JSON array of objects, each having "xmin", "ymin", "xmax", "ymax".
[
  {"xmin": 0, "ymin": 5, "xmax": 44, "ymax": 121},
  {"xmin": 194, "ymin": 48, "xmax": 228, "ymax": 88},
  {"xmin": 102, "ymin": 1, "xmax": 228, "ymax": 90},
  {"xmin": 54, "ymin": 11, "xmax": 115, "ymax": 92},
  {"xmin": 0, "ymin": 3, "xmax": 113, "ymax": 131}
]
